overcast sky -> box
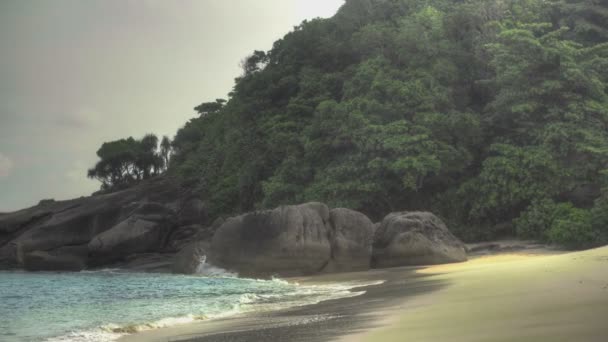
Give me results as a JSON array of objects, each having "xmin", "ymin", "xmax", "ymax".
[{"xmin": 0, "ymin": 0, "xmax": 345, "ymax": 212}]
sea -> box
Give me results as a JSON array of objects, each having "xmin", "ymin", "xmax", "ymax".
[{"xmin": 0, "ymin": 266, "xmax": 372, "ymax": 342}]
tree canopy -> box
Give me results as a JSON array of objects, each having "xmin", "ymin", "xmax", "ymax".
[
  {"xmin": 88, "ymin": 134, "xmax": 170, "ymax": 191},
  {"xmin": 95, "ymin": 0, "xmax": 608, "ymax": 249}
]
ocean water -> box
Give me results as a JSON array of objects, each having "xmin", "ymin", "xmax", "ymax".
[{"xmin": 0, "ymin": 269, "xmax": 370, "ymax": 342}]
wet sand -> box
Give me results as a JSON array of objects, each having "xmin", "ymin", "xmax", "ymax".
[
  {"xmin": 121, "ymin": 246, "xmax": 608, "ymax": 342},
  {"xmin": 120, "ymin": 266, "xmax": 445, "ymax": 342}
]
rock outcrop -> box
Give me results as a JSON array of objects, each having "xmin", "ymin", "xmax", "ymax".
[
  {"xmin": 23, "ymin": 250, "xmax": 86, "ymax": 271},
  {"xmin": 372, "ymin": 211, "xmax": 467, "ymax": 268},
  {"xmin": 172, "ymin": 241, "xmax": 207, "ymax": 274},
  {"xmin": 177, "ymin": 198, "xmax": 207, "ymax": 227},
  {"xmin": 0, "ymin": 177, "xmax": 209, "ymax": 271},
  {"xmin": 87, "ymin": 202, "xmax": 175, "ymax": 265},
  {"xmin": 324, "ymin": 208, "xmax": 374, "ymax": 272},
  {"xmin": 209, "ymin": 202, "xmax": 333, "ymax": 277},
  {"xmin": 2, "ymin": 184, "xmax": 467, "ymax": 276},
  {"xmin": 88, "ymin": 217, "xmax": 170, "ymax": 265},
  {"xmin": 23, "ymin": 245, "xmax": 89, "ymax": 271}
]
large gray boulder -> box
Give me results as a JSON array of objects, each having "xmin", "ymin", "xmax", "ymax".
[
  {"xmin": 2, "ymin": 205, "xmax": 125, "ymax": 269},
  {"xmin": 120, "ymin": 253, "xmax": 174, "ymax": 273},
  {"xmin": 88, "ymin": 215, "xmax": 171, "ymax": 265},
  {"xmin": 324, "ymin": 208, "xmax": 374, "ymax": 273},
  {"xmin": 177, "ymin": 198, "xmax": 207, "ymax": 226},
  {"xmin": 208, "ymin": 202, "xmax": 332, "ymax": 277},
  {"xmin": 165, "ymin": 224, "xmax": 204, "ymax": 252},
  {"xmin": 372, "ymin": 212, "xmax": 467, "ymax": 268},
  {"xmin": 0, "ymin": 177, "xmax": 186, "ymax": 270},
  {"xmin": 165, "ymin": 218, "xmax": 223, "ymax": 253},
  {"xmin": 172, "ymin": 241, "xmax": 207, "ymax": 274},
  {"xmin": 23, "ymin": 246, "xmax": 88, "ymax": 272}
]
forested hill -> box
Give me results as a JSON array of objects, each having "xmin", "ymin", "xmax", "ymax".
[{"xmin": 130, "ymin": 0, "xmax": 608, "ymax": 247}]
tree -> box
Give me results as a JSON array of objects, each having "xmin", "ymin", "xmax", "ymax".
[
  {"xmin": 88, "ymin": 134, "xmax": 167, "ymax": 191},
  {"xmin": 87, "ymin": 137, "xmax": 139, "ymax": 190},
  {"xmin": 194, "ymin": 99, "xmax": 226, "ymax": 117},
  {"xmin": 552, "ymin": 0, "xmax": 608, "ymax": 44},
  {"xmin": 240, "ymin": 50, "xmax": 268, "ymax": 76},
  {"xmin": 166, "ymin": 0, "xmax": 608, "ymax": 248},
  {"xmin": 160, "ymin": 135, "xmax": 172, "ymax": 170},
  {"xmin": 137, "ymin": 134, "xmax": 161, "ymax": 178}
]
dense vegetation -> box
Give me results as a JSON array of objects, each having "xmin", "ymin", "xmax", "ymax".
[
  {"xmin": 90, "ymin": 0, "xmax": 608, "ymax": 248},
  {"xmin": 88, "ymin": 134, "xmax": 171, "ymax": 190}
]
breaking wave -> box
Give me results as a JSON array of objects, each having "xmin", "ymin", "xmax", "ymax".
[{"xmin": 0, "ymin": 270, "xmax": 386, "ymax": 342}]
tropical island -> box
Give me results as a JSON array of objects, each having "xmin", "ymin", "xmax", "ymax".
[{"xmin": 1, "ymin": 0, "xmax": 608, "ymax": 341}]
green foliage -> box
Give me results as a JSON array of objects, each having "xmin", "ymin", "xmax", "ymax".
[
  {"xmin": 515, "ymin": 199, "xmax": 557, "ymax": 240},
  {"xmin": 515, "ymin": 194, "xmax": 608, "ymax": 249},
  {"xmin": 87, "ymin": 134, "xmax": 169, "ymax": 190},
  {"xmin": 546, "ymin": 206, "xmax": 594, "ymax": 249},
  {"xmin": 157, "ymin": 0, "xmax": 608, "ymax": 248},
  {"xmin": 194, "ymin": 99, "xmax": 226, "ymax": 117},
  {"xmin": 551, "ymin": 0, "xmax": 608, "ymax": 44},
  {"xmin": 588, "ymin": 192, "xmax": 608, "ymax": 245},
  {"xmin": 461, "ymin": 144, "xmax": 564, "ymax": 223}
]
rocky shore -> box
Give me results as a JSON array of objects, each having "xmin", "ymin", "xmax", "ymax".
[{"xmin": 0, "ymin": 176, "xmax": 467, "ymax": 277}]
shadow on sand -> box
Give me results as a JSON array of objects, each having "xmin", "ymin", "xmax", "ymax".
[{"xmin": 178, "ymin": 267, "xmax": 448, "ymax": 342}]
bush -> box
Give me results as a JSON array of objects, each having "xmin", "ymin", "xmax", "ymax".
[
  {"xmin": 514, "ymin": 198, "xmax": 558, "ymax": 240},
  {"xmin": 515, "ymin": 199, "xmax": 605, "ymax": 249},
  {"xmin": 589, "ymin": 193, "xmax": 608, "ymax": 246},
  {"xmin": 547, "ymin": 207, "xmax": 595, "ymax": 250}
]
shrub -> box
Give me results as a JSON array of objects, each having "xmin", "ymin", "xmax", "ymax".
[
  {"xmin": 514, "ymin": 198, "xmax": 559, "ymax": 240},
  {"xmin": 588, "ymin": 193, "xmax": 608, "ymax": 246},
  {"xmin": 547, "ymin": 207, "xmax": 594, "ymax": 250},
  {"xmin": 515, "ymin": 199, "xmax": 604, "ymax": 249}
]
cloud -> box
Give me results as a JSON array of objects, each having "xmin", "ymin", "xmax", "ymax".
[{"xmin": 0, "ymin": 153, "xmax": 14, "ymax": 178}]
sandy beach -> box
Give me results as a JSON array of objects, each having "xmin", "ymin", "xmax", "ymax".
[{"xmin": 121, "ymin": 245, "xmax": 608, "ymax": 342}]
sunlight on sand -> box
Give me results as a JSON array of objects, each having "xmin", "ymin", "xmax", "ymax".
[
  {"xmin": 352, "ymin": 247, "xmax": 608, "ymax": 342},
  {"xmin": 418, "ymin": 252, "xmax": 557, "ymax": 274}
]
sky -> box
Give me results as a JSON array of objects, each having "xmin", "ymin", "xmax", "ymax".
[{"xmin": 0, "ymin": 0, "xmax": 345, "ymax": 212}]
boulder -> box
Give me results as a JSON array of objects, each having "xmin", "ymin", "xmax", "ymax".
[
  {"xmin": 129, "ymin": 202, "xmax": 175, "ymax": 222},
  {"xmin": 121, "ymin": 253, "xmax": 174, "ymax": 273},
  {"xmin": 0, "ymin": 177, "xmax": 184, "ymax": 269},
  {"xmin": 88, "ymin": 216, "xmax": 171, "ymax": 265},
  {"xmin": 23, "ymin": 250, "xmax": 86, "ymax": 271},
  {"xmin": 172, "ymin": 241, "xmax": 207, "ymax": 274},
  {"xmin": 177, "ymin": 198, "xmax": 207, "ymax": 226},
  {"xmin": 372, "ymin": 212, "xmax": 467, "ymax": 268},
  {"xmin": 324, "ymin": 208, "xmax": 374, "ymax": 272},
  {"xmin": 209, "ymin": 202, "xmax": 332, "ymax": 277},
  {"xmin": 52, "ymin": 245, "xmax": 90, "ymax": 259},
  {"xmin": 373, "ymin": 222, "xmax": 381, "ymax": 234},
  {"xmin": 165, "ymin": 224, "xmax": 204, "ymax": 252},
  {"xmin": 3, "ymin": 205, "xmax": 124, "ymax": 268}
]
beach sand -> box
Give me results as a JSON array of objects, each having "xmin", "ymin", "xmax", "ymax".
[
  {"xmin": 348, "ymin": 246, "xmax": 608, "ymax": 342},
  {"xmin": 121, "ymin": 246, "xmax": 608, "ymax": 342}
]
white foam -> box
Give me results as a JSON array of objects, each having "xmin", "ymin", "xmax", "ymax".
[
  {"xmin": 196, "ymin": 255, "xmax": 238, "ymax": 278},
  {"xmin": 79, "ymin": 268, "xmax": 124, "ymax": 274},
  {"xmin": 44, "ymin": 315, "xmax": 209, "ymax": 342},
  {"xmin": 44, "ymin": 279, "xmax": 385, "ymax": 342}
]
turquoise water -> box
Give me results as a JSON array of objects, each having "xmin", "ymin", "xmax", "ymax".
[{"xmin": 0, "ymin": 270, "xmax": 365, "ymax": 342}]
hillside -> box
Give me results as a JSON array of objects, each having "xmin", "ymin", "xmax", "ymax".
[{"xmin": 160, "ymin": 0, "xmax": 608, "ymax": 247}]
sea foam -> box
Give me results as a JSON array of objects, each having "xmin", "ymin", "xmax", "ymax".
[{"xmin": 0, "ymin": 271, "xmax": 382, "ymax": 342}]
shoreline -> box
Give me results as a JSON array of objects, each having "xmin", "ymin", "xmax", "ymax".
[
  {"xmin": 119, "ymin": 266, "xmax": 445, "ymax": 342},
  {"xmin": 120, "ymin": 246, "xmax": 578, "ymax": 342}
]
